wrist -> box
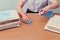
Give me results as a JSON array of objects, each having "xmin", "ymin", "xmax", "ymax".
[
  {"xmin": 45, "ymin": 6, "xmax": 50, "ymax": 10},
  {"xmin": 46, "ymin": 5, "xmax": 52, "ymax": 10}
]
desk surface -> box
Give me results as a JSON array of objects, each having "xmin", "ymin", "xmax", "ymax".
[{"xmin": 0, "ymin": 13, "xmax": 60, "ymax": 40}]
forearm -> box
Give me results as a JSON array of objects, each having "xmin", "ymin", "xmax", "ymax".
[
  {"xmin": 45, "ymin": 0, "xmax": 59, "ymax": 10},
  {"xmin": 45, "ymin": 3, "xmax": 59, "ymax": 10},
  {"xmin": 18, "ymin": 6, "xmax": 25, "ymax": 16},
  {"xmin": 18, "ymin": 7, "xmax": 25, "ymax": 17},
  {"xmin": 17, "ymin": 0, "xmax": 26, "ymax": 16},
  {"xmin": 39, "ymin": 2, "xmax": 59, "ymax": 14}
]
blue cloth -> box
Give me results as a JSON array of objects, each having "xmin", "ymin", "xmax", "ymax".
[
  {"xmin": 22, "ymin": 20, "xmax": 32, "ymax": 24},
  {"xmin": 41, "ymin": 10, "xmax": 53, "ymax": 17},
  {"xmin": 45, "ymin": 11, "xmax": 53, "ymax": 17}
]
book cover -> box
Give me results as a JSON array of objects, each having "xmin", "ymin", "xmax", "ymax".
[{"xmin": 0, "ymin": 10, "xmax": 19, "ymax": 22}]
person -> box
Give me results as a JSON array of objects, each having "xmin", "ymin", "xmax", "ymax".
[{"xmin": 17, "ymin": 0, "xmax": 59, "ymax": 20}]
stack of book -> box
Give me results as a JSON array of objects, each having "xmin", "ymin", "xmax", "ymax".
[
  {"xmin": 0, "ymin": 10, "xmax": 20, "ymax": 30},
  {"xmin": 44, "ymin": 15, "xmax": 60, "ymax": 33}
]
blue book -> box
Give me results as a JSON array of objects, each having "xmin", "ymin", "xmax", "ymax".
[
  {"xmin": 0, "ymin": 11, "xmax": 9, "ymax": 21},
  {"xmin": 0, "ymin": 10, "xmax": 19, "ymax": 22},
  {"xmin": 0, "ymin": 10, "xmax": 20, "ymax": 30}
]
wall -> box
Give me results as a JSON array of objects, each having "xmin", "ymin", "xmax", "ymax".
[{"xmin": 0, "ymin": 0, "xmax": 19, "ymax": 11}]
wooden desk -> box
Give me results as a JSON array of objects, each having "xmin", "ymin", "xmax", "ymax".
[{"xmin": 0, "ymin": 13, "xmax": 60, "ymax": 40}]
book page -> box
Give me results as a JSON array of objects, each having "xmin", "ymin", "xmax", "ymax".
[{"xmin": 46, "ymin": 15, "xmax": 60, "ymax": 31}]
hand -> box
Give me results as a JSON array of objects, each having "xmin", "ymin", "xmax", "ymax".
[
  {"xmin": 22, "ymin": 15, "xmax": 29, "ymax": 20},
  {"xmin": 39, "ymin": 7, "xmax": 50, "ymax": 15}
]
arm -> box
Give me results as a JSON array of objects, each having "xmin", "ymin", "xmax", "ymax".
[
  {"xmin": 18, "ymin": 0, "xmax": 25, "ymax": 16},
  {"xmin": 45, "ymin": 0, "xmax": 59, "ymax": 9},
  {"xmin": 17, "ymin": 0, "xmax": 28, "ymax": 20},
  {"xmin": 40, "ymin": 0, "xmax": 59, "ymax": 13}
]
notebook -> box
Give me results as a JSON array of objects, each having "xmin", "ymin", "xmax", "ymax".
[
  {"xmin": 0, "ymin": 10, "xmax": 20, "ymax": 30},
  {"xmin": 0, "ymin": 21, "xmax": 20, "ymax": 30},
  {"xmin": 0, "ymin": 10, "xmax": 19, "ymax": 22},
  {"xmin": 44, "ymin": 15, "xmax": 60, "ymax": 33}
]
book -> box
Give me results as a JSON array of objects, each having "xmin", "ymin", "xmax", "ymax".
[
  {"xmin": 44, "ymin": 15, "xmax": 60, "ymax": 33},
  {"xmin": 0, "ymin": 10, "xmax": 19, "ymax": 22},
  {"xmin": 0, "ymin": 10, "xmax": 20, "ymax": 30},
  {"xmin": 0, "ymin": 21, "xmax": 20, "ymax": 30}
]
